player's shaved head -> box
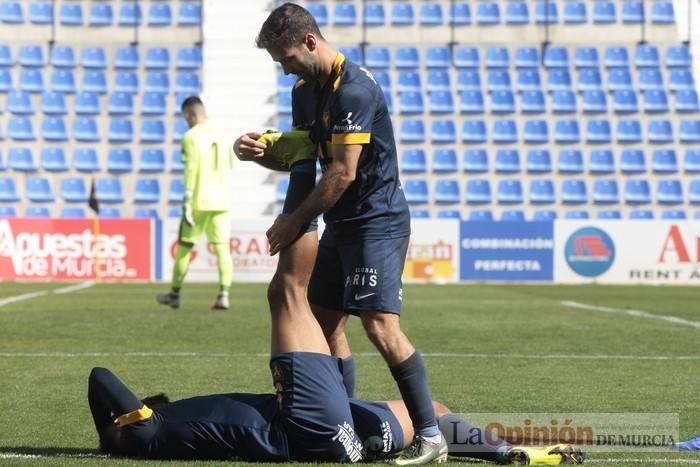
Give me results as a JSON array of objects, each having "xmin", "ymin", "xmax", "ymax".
[
  {"xmin": 256, "ymin": 3, "xmax": 324, "ymax": 50},
  {"xmin": 182, "ymin": 96, "xmax": 206, "ymax": 127}
]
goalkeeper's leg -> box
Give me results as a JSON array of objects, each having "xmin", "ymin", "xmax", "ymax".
[{"xmin": 212, "ymin": 242, "xmax": 232, "ymax": 310}]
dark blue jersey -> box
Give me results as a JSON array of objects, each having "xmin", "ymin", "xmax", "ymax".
[{"xmin": 291, "ymin": 53, "xmax": 410, "ymax": 241}]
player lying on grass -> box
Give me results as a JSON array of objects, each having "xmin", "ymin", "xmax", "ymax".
[{"xmin": 88, "ymin": 366, "xmax": 584, "ymax": 464}]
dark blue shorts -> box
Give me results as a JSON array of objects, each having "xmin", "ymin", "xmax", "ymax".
[
  {"xmin": 308, "ymin": 228, "xmax": 409, "ymax": 315},
  {"xmin": 270, "ymin": 352, "xmax": 364, "ymax": 462},
  {"xmin": 283, "ymin": 160, "xmax": 317, "ymax": 233},
  {"xmin": 350, "ymin": 400, "xmax": 405, "ymax": 458}
]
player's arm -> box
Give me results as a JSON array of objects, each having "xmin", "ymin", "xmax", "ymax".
[{"xmin": 181, "ymin": 133, "xmax": 198, "ymax": 197}]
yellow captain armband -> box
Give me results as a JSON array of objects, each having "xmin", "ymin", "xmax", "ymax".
[
  {"xmin": 256, "ymin": 130, "xmax": 318, "ymax": 172},
  {"xmin": 114, "ymin": 405, "xmax": 153, "ymax": 427}
]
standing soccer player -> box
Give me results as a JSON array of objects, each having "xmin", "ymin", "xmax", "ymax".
[
  {"xmin": 157, "ymin": 96, "xmax": 234, "ymax": 311},
  {"xmin": 253, "ymin": 4, "xmax": 447, "ymax": 464}
]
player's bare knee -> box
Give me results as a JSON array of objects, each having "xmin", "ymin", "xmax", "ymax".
[
  {"xmin": 360, "ymin": 314, "xmax": 391, "ymax": 348},
  {"xmin": 267, "ymin": 273, "xmax": 303, "ymax": 312}
]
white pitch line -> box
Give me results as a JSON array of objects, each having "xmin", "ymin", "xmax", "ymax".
[
  {"xmin": 561, "ymin": 301, "xmax": 700, "ymax": 330},
  {"xmin": 588, "ymin": 459, "xmax": 700, "ymax": 465},
  {"xmin": 53, "ymin": 281, "xmax": 95, "ymax": 295},
  {"xmin": 0, "ymin": 290, "xmax": 48, "ymax": 308},
  {"xmin": 0, "ymin": 452, "xmax": 107, "ymax": 459},
  {"xmin": 0, "ymin": 351, "xmax": 699, "ymax": 361}
]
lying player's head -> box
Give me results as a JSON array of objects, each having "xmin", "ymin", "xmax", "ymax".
[
  {"xmin": 181, "ymin": 95, "xmax": 206, "ymax": 127},
  {"xmin": 256, "ymin": 3, "xmax": 325, "ymax": 82}
]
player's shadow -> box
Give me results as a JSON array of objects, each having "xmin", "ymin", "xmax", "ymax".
[{"xmin": 0, "ymin": 446, "xmax": 105, "ymax": 458}]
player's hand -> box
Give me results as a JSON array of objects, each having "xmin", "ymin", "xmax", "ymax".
[
  {"xmin": 266, "ymin": 214, "xmax": 303, "ymax": 256},
  {"xmin": 183, "ymin": 192, "xmax": 195, "ymax": 227},
  {"xmin": 234, "ymin": 132, "xmax": 266, "ymax": 161}
]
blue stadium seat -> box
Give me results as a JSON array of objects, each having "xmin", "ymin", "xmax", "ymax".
[
  {"xmin": 575, "ymin": 47, "xmax": 599, "ymax": 68},
  {"xmin": 492, "ymin": 120, "xmax": 517, "ymax": 144},
  {"xmin": 490, "ymin": 90, "xmax": 515, "ymax": 114},
  {"xmin": 60, "ymin": 177, "xmax": 88, "ymax": 203},
  {"xmin": 175, "ymin": 71, "xmax": 199, "ymax": 95},
  {"xmin": 30, "ymin": 2, "xmax": 52, "ymax": 24},
  {"xmin": 454, "ymin": 47, "xmax": 479, "ymax": 68},
  {"xmin": 399, "ymin": 91, "xmax": 424, "ymax": 115},
  {"xmin": 170, "ymin": 148, "xmax": 184, "ymax": 173},
  {"xmin": 501, "ymin": 209, "xmax": 525, "ymax": 221},
  {"xmin": 464, "ymin": 149, "xmax": 489, "ymax": 173},
  {"xmin": 370, "ymin": 70, "xmax": 390, "ymax": 93},
  {"xmin": 26, "ymin": 176, "xmax": 53, "ymax": 202},
  {"xmin": 61, "ymin": 207, "xmax": 85, "ymax": 218},
  {"xmin": 50, "ymin": 45, "xmax": 76, "ymax": 68},
  {"xmin": 523, "ymin": 119, "xmax": 548, "ymax": 144},
  {"xmin": 544, "ymin": 46, "xmax": 569, "ymax": 68},
  {"xmin": 146, "ymin": 47, "xmax": 170, "ymax": 69},
  {"xmin": 555, "ymin": 119, "xmax": 581, "ymax": 144},
  {"xmin": 41, "ymin": 118, "xmax": 68, "ymax": 141},
  {"xmin": 506, "ymin": 1, "xmax": 529, "ymax": 25},
  {"xmin": 636, "ymin": 44, "xmax": 660, "ymax": 68},
  {"xmin": 617, "ymin": 119, "xmax": 643, "ymax": 144},
  {"xmin": 307, "ymin": 3, "xmax": 328, "ymax": 26},
  {"xmin": 74, "ymin": 92, "xmax": 100, "ymax": 115},
  {"xmin": 521, "ymin": 90, "xmax": 546, "ymax": 114},
  {"xmin": 685, "ymin": 149, "xmax": 700, "ymax": 173},
  {"xmin": 564, "ymin": 0, "xmax": 587, "ymax": 24},
  {"xmin": 460, "ymin": 91, "xmax": 484, "ymax": 114},
  {"xmin": 466, "ymin": 180, "xmax": 492, "ymax": 204},
  {"xmin": 426, "ymin": 46, "xmax": 450, "ymax": 68},
  {"xmin": 173, "ymin": 119, "xmax": 189, "ymax": 143},
  {"xmin": 431, "ymin": 120, "xmax": 457, "ymax": 143},
  {"xmin": 486, "ymin": 47, "xmax": 509, "ymax": 69},
  {"xmin": 527, "ymin": 149, "xmax": 552, "ymax": 173},
  {"xmin": 515, "ymin": 47, "xmax": 539, "ymax": 69},
  {"xmin": 410, "ymin": 209, "xmax": 431, "ymax": 219},
  {"xmin": 497, "ymin": 180, "xmax": 523, "ymax": 204},
  {"xmin": 334, "ymin": 3, "xmax": 357, "ymax": 26},
  {"xmin": 469, "ymin": 210, "xmax": 494, "ymax": 221},
  {"xmin": 495, "ymin": 149, "xmax": 520, "ymax": 173},
  {"xmin": 593, "ymin": 0, "xmax": 617, "ymax": 23},
  {"xmin": 0, "ymin": 1, "xmax": 22, "ymax": 23},
  {"xmin": 613, "ymin": 90, "xmax": 638, "ymax": 113},
  {"xmin": 565, "ymin": 210, "xmax": 590, "ymax": 219},
  {"xmin": 364, "ymin": 47, "xmax": 390, "ymax": 69},
  {"xmin": 625, "ymin": 179, "xmax": 652, "ymax": 204},
  {"xmin": 621, "ymin": 149, "xmax": 646, "ymax": 173},
  {"xmin": 437, "ymin": 209, "xmax": 461, "ymax": 219},
  {"xmin": 605, "ymin": 46, "xmax": 629, "ymax": 68},
  {"xmin": 487, "ymin": 70, "xmax": 511, "ymax": 92},
  {"xmin": 9, "ymin": 147, "xmax": 36, "ymax": 171},
  {"xmin": 141, "ymin": 92, "xmax": 166, "ymax": 116},
  {"xmin": 134, "ymin": 208, "xmax": 159, "ymax": 219},
  {"xmin": 169, "ymin": 179, "xmax": 185, "ymax": 203},
  {"xmin": 657, "ymin": 179, "xmax": 683, "ymax": 204},
  {"xmin": 533, "ymin": 209, "xmax": 557, "ymax": 221},
  {"xmin": 449, "ymin": 2, "xmax": 471, "ymax": 25},
  {"xmin": 363, "ymin": 2, "xmax": 385, "ymax": 26},
  {"xmin": 108, "ymin": 118, "xmax": 134, "ymax": 143},
  {"xmin": 82, "ymin": 47, "xmax": 107, "ymax": 69},
  {"xmin": 589, "ymin": 149, "xmax": 615, "ymax": 174},
  {"xmin": 275, "ymin": 178, "xmax": 288, "ymax": 204},
  {"xmin": 8, "ymin": 117, "xmax": 35, "ymax": 141},
  {"xmin": 426, "ymin": 70, "xmax": 450, "ymax": 92},
  {"xmin": 0, "ymin": 44, "xmax": 11, "ymax": 66},
  {"xmin": 99, "ymin": 207, "xmax": 121, "ymax": 219},
  {"xmin": 577, "ymin": 68, "xmax": 602, "ymax": 92},
  {"xmin": 339, "ymin": 46, "xmax": 361, "ymax": 64},
  {"xmin": 434, "ymin": 179, "xmax": 460, "ymax": 204},
  {"xmin": 547, "ymin": 69, "xmax": 572, "ymax": 92},
  {"xmin": 592, "ymin": 179, "xmax": 619, "ymax": 204},
  {"xmin": 168, "ymin": 206, "xmax": 181, "ymax": 218},
  {"xmin": 607, "ymin": 68, "xmax": 633, "ymax": 92},
  {"xmin": 60, "ymin": 2, "xmax": 83, "ymax": 25},
  {"xmin": 134, "ymin": 178, "xmax": 160, "ymax": 203},
  {"xmin": 90, "ymin": 3, "xmax": 113, "ymax": 26},
  {"xmin": 399, "ymin": 119, "xmax": 425, "ymax": 143},
  {"xmin": 178, "ymin": 2, "xmax": 201, "ymax": 26},
  {"xmin": 646, "ymin": 150, "xmax": 674, "ymax": 176},
  {"xmin": 432, "ymin": 149, "xmax": 458, "ymax": 173},
  {"xmin": 689, "ymin": 180, "xmax": 700, "ymax": 204},
  {"xmin": 277, "ymin": 117, "xmax": 292, "ymax": 133},
  {"xmin": 25, "ymin": 206, "xmax": 50, "ymax": 217},
  {"xmin": 456, "ymin": 70, "xmax": 481, "ymax": 92},
  {"xmin": 462, "ymin": 120, "xmax": 487, "ymax": 143},
  {"xmin": 41, "ymin": 148, "xmax": 68, "ymax": 172},
  {"xmin": 118, "ymin": 2, "xmax": 142, "ymax": 26},
  {"xmin": 108, "ymin": 92, "xmax": 134, "ymax": 116},
  {"xmin": 680, "ymin": 120, "xmax": 700, "ymax": 143},
  {"xmin": 535, "ymin": 0, "xmax": 558, "ymax": 24},
  {"xmin": 96, "ymin": 178, "xmax": 124, "ymax": 203},
  {"xmin": 638, "ymin": 67, "xmax": 663, "ymax": 91},
  {"xmin": 558, "ymin": 149, "xmax": 584, "ymax": 173},
  {"xmin": 517, "ymin": 69, "xmax": 541, "ymax": 92},
  {"xmin": 586, "ymin": 120, "xmax": 612, "ymax": 144},
  {"xmin": 277, "ymin": 73, "xmax": 296, "ymax": 93},
  {"xmin": 622, "ymin": 0, "xmax": 644, "ymax": 23},
  {"xmin": 583, "ymin": 90, "xmax": 608, "ymax": 113},
  {"xmin": 115, "ymin": 46, "xmax": 139, "ymax": 69},
  {"xmin": 598, "ymin": 210, "xmax": 622, "ymax": 220},
  {"xmin": 73, "ymin": 148, "xmax": 100, "ymax": 172},
  {"xmin": 7, "ymin": 90, "xmax": 34, "ymax": 115},
  {"xmin": 561, "ymin": 179, "xmax": 588, "ymax": 204},
  {"xmin": 648, "ymin": 119, "xmax": 673, "ymax": 144},
  {"xmin": 138, "ymin": 120, "xmax": 165, "ymax": 143},
  {"xmin": 41, "ymin": 91, "xmax": 67, "ymax": 115},
  {"xmin": 73, "ymin": 118, "xmax": 99, "ymax": 142},
  {"xmin": 675, "ymin": 90, "xmax": 700, "ymax": 113},
  {"xmin": 401, "ymin": 149, "xmax": 427, "ymax": 173},
  {"xmin": 666, "ymin": 45, "xmax": 692, "ymax": 68},
  {"xmin": 552, "ymin": 90, "xmax": 577, "ymax": 113},
  {"xmin": 17, "ymin": 68, "xmax": 42, "ymax": 93},
  {"xmin": 0, "ymin": 177, "xmax": 19, "ymax": 202},
  {"xmin": 19, "ymin": 45, "xmax": 44, "ymax": 67},
  {"xmin": 395, "ymin": 47, "xmax": 419, "ymax": 68},
  {"xmin": 0, "ymin": 69, "xmax": 11, "ymax": 92},
  {"xmin": 403, "ymin": 179, "xmax": 429, "ymax": 204},
  {"xmin": 114, "ymin": 71, "xmax": 139, "ymax": 94},
  {"xmin": 662, "ymin": 209, "xmax": 687, "ymax": 220},
  {"xmin": 644, "ymin": 90, "xmax": 669, "ymax": 113},
  {"xmin": 477, "ymin": 1, "xmax": 500, "ymax": 25},
  {"xmin": 629, "ymin": 209, "xmax": 653, "ymax": 219},
  {"xmin": 277, "ymin": 92, "xmax": 292, "ymax": 114}
]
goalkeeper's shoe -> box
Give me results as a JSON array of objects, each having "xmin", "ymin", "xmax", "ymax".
[
  {"xmin": 257, "ymin": 130, "xmax": 317, "ymax": 171},
  {"xmin": 504, "ymin": 444, "xmax": 585, "ymax": 465},
  {"xmin": 674, "ymin": 436, "xmax": 700, "ymax": 451},
  {"xmin": 156, "ymin": 292, "xmax": 180, "ymax": 310},
  {"xmin": 211, "ymin": 293, "xmax": 229, "ymax": 310},
  {"xmin": 391, "ymin": 435, "xmax": 448, "ymax": 465}
]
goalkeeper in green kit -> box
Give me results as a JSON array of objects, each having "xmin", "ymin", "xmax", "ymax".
[{"xmin": 157, "ymin": 96, "xmax": 234, "ymax": 311}]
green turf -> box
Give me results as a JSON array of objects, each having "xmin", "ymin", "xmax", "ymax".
[{"xmin": 0, "ymin": 282, "xmax": 699, "ymax": 466}]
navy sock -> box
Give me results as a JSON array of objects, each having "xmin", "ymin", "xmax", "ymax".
[
  {"xmin": 390, "ymin": 352, "xmax": 440, "ymax": 438},
  {"xmin": 340, "ymin": 356, "xmax": 356, "ymax": 398},
  {"xmin": 439, "ymin": 413, "xmax": 511, "ymax": 463}
]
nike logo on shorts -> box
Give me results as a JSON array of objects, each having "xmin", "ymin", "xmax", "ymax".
[{"xmin": 354, "ymin": 292, "xmax": 375, "ymax": 301}]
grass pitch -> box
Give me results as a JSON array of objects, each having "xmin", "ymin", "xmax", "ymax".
[{"xmin": 0, "ymin": 282, "xmax": 699, "ymax": 466}]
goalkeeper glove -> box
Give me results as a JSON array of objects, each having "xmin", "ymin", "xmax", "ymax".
[
  {"xmin": 183, "ymin": 191, "xmax": 195, "ymax": 227},
  {"xmin": 256, "ymin": 130, "xmax": 317, "ymax": 171}
]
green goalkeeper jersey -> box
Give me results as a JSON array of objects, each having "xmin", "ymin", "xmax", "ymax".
[{"xmin": 182, "ymin": 121, "xmax": 234, "ymax": 211}]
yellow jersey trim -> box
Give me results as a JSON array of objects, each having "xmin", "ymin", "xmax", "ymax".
[
  {"xmin": 332, "ymin": 52, "xmax": 345, "ymax": 92},
  {"xmin": 332, "ymin": 133, "xmax": 371, "ymax": 145},
  {"xmin": 114, "ymin": 405, "xmax": 153, "ymax": 427}
]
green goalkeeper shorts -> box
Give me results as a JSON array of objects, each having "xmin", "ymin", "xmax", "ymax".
[{"xmin": 178, "ymin": 210, "xmax": 231, "ymax": 245}]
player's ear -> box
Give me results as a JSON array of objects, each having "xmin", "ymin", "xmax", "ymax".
[{"xmin": 303, "ymin": 33, "xmax": 317, "ymax": 52}]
